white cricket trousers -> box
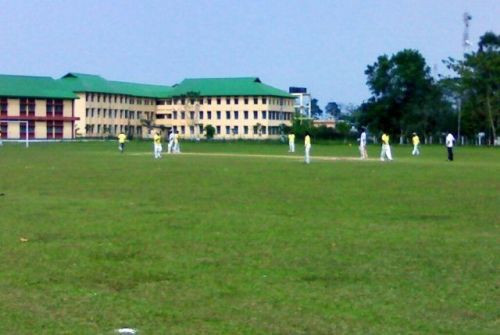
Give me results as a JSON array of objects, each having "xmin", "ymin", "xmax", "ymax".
[
  {"xmin": 154, "ymin": 144, "xmax": 162, "ymax": 159},
  {"xmin": 305, "ymin": 144, "xmax": 311, "ymax": 164},
  {"xmin": 289, "ymin": 142, "xmax": 295, "ymax": 152},
  {"xmin": 412, "ymin": 144, "xmax": 419, "ymax": 156},
  {"xmin": 359, "ymin": 144, "xmax": 367, "ymax": 159},
  {"xmin": 380, "ymin": 144, "xmax": 392, "ymax": 161}
]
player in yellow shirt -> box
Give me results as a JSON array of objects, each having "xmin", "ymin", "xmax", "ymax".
[
  {"xmin": 380, "ymin": 132, "xmax": 393, "ymax": 161},
  {"xmin": 117, "ymin": 132, "xmax": 127, "ymax": 153},
  {"xmin": 304, "ymin": 131, "xmax": 311, "ymax": 164},
  {"xmin": 153, "ymin": 131, "xmax": 162, "ymax": 159},
  {"xmin": 411, "ymin": 132, "xmax": 420, "ymax": 156},
  {"xmin": 288, "ymin": 132, "xmax": 295, "ymax": 153}
]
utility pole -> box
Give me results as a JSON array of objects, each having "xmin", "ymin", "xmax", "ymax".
[{"xmin": 458, "ymin": 12, "xmax": 472, "ymax": 144}]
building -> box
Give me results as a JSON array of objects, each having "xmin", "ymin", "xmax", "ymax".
[
  {"xmin": 0, "ymin": 73, "xmax": 294, "ymax": 140},
  {"xmin": 313, "ymin": 119, "xmax": 336, "ymax": 128},
  {"xmin": 155, "ymin": 77, "xmax": 295, "ymax": 139},
  {"xmin": 289, "ymin": 87, "xmax": 311, "ymax": 118},
  {"xmin": 0, "ymin": 75, "xmax": 78, "ymax": 140},
  {"xmin": 59, "ymin": 73, "xmax": 172, "ymax": 138}
]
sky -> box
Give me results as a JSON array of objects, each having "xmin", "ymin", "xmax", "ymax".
[{"xmin": 0, "ymin": 0, "xmax": 498, "ymax": 108}]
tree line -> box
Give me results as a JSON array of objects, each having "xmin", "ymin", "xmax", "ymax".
[{"xmin": 310, "ymin": 31, "xmax": 499, "ymax": 145}]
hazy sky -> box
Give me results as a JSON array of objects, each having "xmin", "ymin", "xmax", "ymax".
[{"xmin": 1, "ymin": 0, "xmax": 498, "ymax": 107}]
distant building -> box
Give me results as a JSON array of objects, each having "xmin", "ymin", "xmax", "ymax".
[
  {"xmin": 0, "ymin": 75, "xmax": 78, "ymax": 140},
  {"xmin": 313, "ymin": 119, "xmax": 336, "ymax": 128},
  {"xmin": 289, "ymin": 87, "xmax": 311, "ymax": 118},
  {"xmin": 0, "ymin": 73, "xmax": 294, "ymax": 140},
  {"xmin": 156, "ymin": 78, "xmax": 295, "ymax": 139}
]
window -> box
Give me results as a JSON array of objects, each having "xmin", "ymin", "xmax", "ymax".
[
  {"xmin": 253, "ymin": 97, "xmax": 258, "ymax": 104},
  {"xmin": 97, "ymin": 94, "xmax": 101, "ymax": 102},
  {"xmin": 244, "ymin": 126, "xmax": 249, "ymax": 134},
  {"xmin": 244, "ymin": 111, "xmax": 248, "ymax": 119},
  {"xmin": 20, "ymin": 121, "xmax": 35, "ymax": 139},
  {"xmin": 226, "ymin": 98, "xmax": 230, "ymax": 104},
  {"xmin": 86, "ymin": 108, "xmax": 89, "ymax": 118},
  {"xmin": 54, "ymin": 121, "xmax": 63, "ymax": 138},
  {"xmin": 207, "ymin": 98, "xmax": 212, "ymax": 105},
  {"xmin": 253, "ymin": 111, "xmax": 258, "ymax": 119},
  {"xmin": 173, "ymin": 111, "xmax": 178, "ymax": 119},
  {"xmin": 233, "ymin": 126, "xmax": 239, "ymax": 135},
  {"xmin": 244, "ymin": 98, "xmax": 249, "ymax": 104},
  {"xmin": 20, "ymin": 99, "xmax": 35, "ymax": 116},
  {"xmin": 226, "ymin": 111, "xmax": 231, "ymax": 119},
  {"xmin": 124, "ymin": 110, "xmax": 128, "ymax": 118},
  {"xmin": 262, "ymin": 126, "xmax": 267, "ymax": 134},
  {"xmin": 130, "ymin": 111, "xmax": 135, "ymax": 119},
  {"xmin": 130, "ymin": 98, "xmax": 135, "ymax": 104},
  {"xmin": 103, "ymin": 95, "xmax": 107, "ymax": 103},
  {"xmin": 103, "ymin": 109, "xmax": 107, "ymax": 118},
  {"xmin": 234, "ymin": 98, "xmax": 239, "ymax": 105},
  {"xmin": 262, "ymin": 111, "xmax": 267, "ymax": 119},
  {"xmin": 225, "ymin": 126, "xmax": 230, "ymax": 134},
  {"xmin": 1, "ymin": 122, "xmax": 7, "ymax": 138},
  {"xmin": 53, "ymin": 100, "xmax": 63, "ymax": 116},
  {"xmin": 262, "ymin": 97, "xmax": 267, "ymax": 104},
  {"xmin": 234, "ymin": 111, "xmax": 239, "ymax": 119},
  {"xmin": 0, "ymin": 98, "xmax": 7, "ymax": 116},
  {"xmin": 47, "ymin": 121, "xmax": 54, "ymax": 139},
  {"xmin": 216, "ymin": 98, "xmax": 221, "ymax": 105},
  {"xmin": 86, "ymin": 93, "xmax": 89, "ymax": 102},
  {"xmin": 216, "ymin": 125, "xmax": 221, "ymax": 134},
  {"xmin": 199, "ymin": 125, "xmax": 203, "ymax": 134},
  {"xmin": 207, "ymin": 111, "xmax": 212, "ymax": 119},
  {"xmin": 217, "ymin": 111, "xmax": 221, "ymax": 119},
  {"xmin": 199, "ymin": 111, "xmax": 204, "ymax": 119},
  {"xmin": 181, "ymin": 126, "xmax": 185, "ymax": 134},
  {"xmin": 190, "ymin": 111, "xmax": 195, "ymax": 119}
]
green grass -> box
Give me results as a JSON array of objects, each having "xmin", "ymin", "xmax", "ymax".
[{"xmin": 0, "ymin": 141, "xmax": 498, "ymax": 334}]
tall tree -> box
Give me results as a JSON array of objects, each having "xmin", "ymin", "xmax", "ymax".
[
  {"xmin": 324, "ymin": 101, "xmax": 341, "ymax": 119},
  {"xmin": 310, "ymin": 98, "xmax": 323, "ymax": 119},
  {"xmin": 360, "ymin": 49, "xmax": 447, "ymax": 139},
  {"xmin": 445, "ymin": 32, "xmax": 499, "ymax": 143}
]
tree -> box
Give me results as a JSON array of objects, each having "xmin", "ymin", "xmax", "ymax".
[
  {"xmin": 445, "ymin": 32, "xmax": 499, "ymax": 143},
  {"xmin": 324, "ymin": 101, "xmax": 341, "ymax": 119},
  {"xmin": 204, "ymin": 124, "xmax": 215, "ymax": 139},
  {"xmin": 360, "ymin": 49, "xmax": 449, "ymax": 140},
  {"xmin": 311, "ymin": 98, "xmax": 323, "ymax": 119}
]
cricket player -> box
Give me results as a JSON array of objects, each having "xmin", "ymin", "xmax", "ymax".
[
  {"xmin": 117, "ymin": 132, "xmax": 127, "ymax": 153},
  {"xmin": 446, "ymin": 132, "xmax": 455, "ymax": 161},
  {"xmin": 167, "ymin": 130, "xmax": 175, "ymax": 153},
  {"xmin": 304, "ymin": 131, "xmax": 311, "ymax": 164},
  {"xmin": 153, "ymin": 131, "xmax": 162, "ymax": 159},
  {"xmin": 359, "ymin": 127, "xmax": 368, "ymax": 159},
  {"xmin": 288, "ymin": 132, "xmax": 295, "ymax": 153},
  {"xmin": 380, "ymin": 132, "xmax": 393, "ymax": 161},
  {"xmin": 411, "ymin": 132, "xmax": 420, "ymax": 156},
  {"xmin": 174, "ymin": 131, "xmax": 180, "ymax": 153}
]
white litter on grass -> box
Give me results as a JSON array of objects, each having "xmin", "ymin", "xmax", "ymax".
[{"xmin": 116, "ymin": 328, "xmax": 138, "ymax": 334}]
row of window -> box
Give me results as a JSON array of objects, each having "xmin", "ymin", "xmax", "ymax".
[
  {"xmin": 85, "ymin": 93, "xmax": 153, "ymax": 105},
  {"xmin": 157, "ymin": 96, "xmax": 293, "ymax": 107},
  {"xmin": 157, "ymin": 110, "xmax": 292, "ymax": 121},
  {"xmin": 0, "ymin": 99, "xmax": 64, "ymax": 116},
  {"xmin": 170, "ymin": 124, "xmax": 281, "ymax": 136},
  {"xmin": 85, "ymin": 108, "xmax": 153, "ymax": 120},
  {"xmin": 0, "ymin": 121, "xmax": 64, "ymax": 139},
  {"xmin": 86, "ymin": 124, "xmax": 142, "ymax": 135}
]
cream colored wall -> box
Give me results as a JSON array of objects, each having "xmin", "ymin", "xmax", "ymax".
[
  {"xmin": 35, "ymin": 100, "xmax": 45, "ymax": 116},
  {"xmin": 155, "ymin": 96, "xmax": 294, "ymax": 139},
  {"xmin": 82, "ymin": 93, "xmax": 156, "ymax": 138},
  {"xmin": 7, "ymin": 99, "xmax": 19, "ymax": 116},
  {"xmin": 7, "ymin": 122, "xmax": 19, "ymax": 138},
  {"xmin": 73, "ymin": 93, "xmax": 87, "ymax": 137},
  {"xmin": 63, "ymin": 121, "xmax": 73, "ymax": 138},
  {"xmin": 35, "ymin": 121, "xmax": 46, "ymax": 138}
]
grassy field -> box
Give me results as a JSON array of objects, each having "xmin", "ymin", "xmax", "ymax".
[{"xmin": 0, "ymin": 141, "xmax": 498, "ymax": 334}]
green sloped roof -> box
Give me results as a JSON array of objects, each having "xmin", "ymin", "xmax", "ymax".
[
  {"xmin": 60, "ymin": 73, "xmax": 173, "ymax": 98},
  {"xmin": 0, "ymin": 74, "xmax": 78, "ymax": 99},
  {"xmin": 163, "ymin": 77, "xmax": 294, "ymax": 98}
]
